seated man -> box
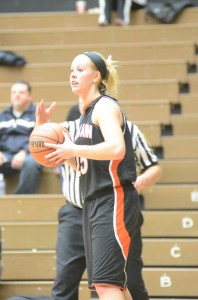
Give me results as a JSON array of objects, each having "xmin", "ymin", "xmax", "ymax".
[{"xmin": 0, "ymin": 80, "xmax": 42, "ymax": 194}]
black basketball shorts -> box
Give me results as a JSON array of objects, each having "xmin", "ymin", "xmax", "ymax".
[{"xmin": 82, "ymin": 184, "xmax": 140, "ymax": 290}]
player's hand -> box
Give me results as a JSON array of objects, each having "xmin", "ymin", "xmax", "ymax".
[
  {"xmin": 44, "ymin": 132, "xmax": 75, "ymax": 164},
  {"xmin": 36, "ymin": 99, "xmax": 57, "ymax": 126}
]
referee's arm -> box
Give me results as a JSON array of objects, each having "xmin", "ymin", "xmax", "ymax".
[{"xmin": 128, "ymin": 122, "xmax": 162, "ymax": 194}]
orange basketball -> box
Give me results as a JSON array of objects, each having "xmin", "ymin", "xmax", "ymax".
[{"xmin": 29, "ymin": 122, "xmax": 68, "ymax": 167}]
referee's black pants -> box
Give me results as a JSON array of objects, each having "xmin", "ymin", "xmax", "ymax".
[{"xmin": 52, "ymin": 202, "xmax": 149, "ymax": 300}]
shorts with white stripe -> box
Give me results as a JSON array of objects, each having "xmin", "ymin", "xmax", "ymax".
[{"xmin": 82, "ymin": 184, "xmax": 140, "ymax": 290}]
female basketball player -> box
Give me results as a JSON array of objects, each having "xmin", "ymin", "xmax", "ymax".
[{"xmin": 37, "ymin": 52, "xmax": 141, "ymax": 300}]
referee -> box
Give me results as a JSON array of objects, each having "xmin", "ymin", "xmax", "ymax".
[{"xmin": 51, "ymin": 104, "xmax": 162, "ymax": 300}]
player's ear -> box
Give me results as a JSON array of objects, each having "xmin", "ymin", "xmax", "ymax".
[{"xmin": 93, "ymin": 70, "xmax": 101, "ymax": 83}]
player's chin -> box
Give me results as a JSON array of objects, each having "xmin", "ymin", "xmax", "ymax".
[{"xmin": 71, "ymin": 86, "xmax": 80, "ymax": 94}]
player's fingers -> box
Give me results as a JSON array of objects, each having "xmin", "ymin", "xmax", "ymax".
[
  {"xmin": 44, "ymin": 142, "xmax": 59, "ymax": 148},
  {"xmin": 38, "ymin": 99, "xmax": 44, "ymax": 109},
  {"xmin": 54, "ymin": 158, "xmax": 65, "ymax": 165},
  {"xmin": 45, "ymin": 151, "xmax": 57, "ymax": 160},
  {"xmin": 47, "ymin": 101, "xmax": 57, "ymax": 115},
  {"xmin": 36, "ymin": 99, "xmax": 44, "ymax": 116}
]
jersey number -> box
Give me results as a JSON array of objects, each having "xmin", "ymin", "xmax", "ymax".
[{"xmin": 77, "ymin": 157, "xmax": 88, "ymax": 175}]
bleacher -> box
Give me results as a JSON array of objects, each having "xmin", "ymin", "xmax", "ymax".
[{"xmin": 0, "ymin": 5, "xmax": 198, "ymax": 300}]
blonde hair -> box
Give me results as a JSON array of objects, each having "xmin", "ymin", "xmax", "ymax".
[
  {"xmin": 88, "ymin": 52, "xmax": 120, "ymax": 99},
  {"xmin": 102, "ymin": 54, "xmax": 120, "ymax": 98}
]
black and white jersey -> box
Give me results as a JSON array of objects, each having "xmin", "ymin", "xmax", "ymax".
[
  {"xmin": 61, "ymin": 112, "xmax": 159, "ymax": 208},
  {"xmin": 60, "ymin": 118, "xmax": 82, "ymax": 208},
  {"xmin": 127, "ymin": 121, "xmax": 158, "ymax": 172}
]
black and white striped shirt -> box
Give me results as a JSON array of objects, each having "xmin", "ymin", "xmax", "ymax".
[{"xmin": 60, "ymin": 119, "xmax": 158, "ymax": 208}]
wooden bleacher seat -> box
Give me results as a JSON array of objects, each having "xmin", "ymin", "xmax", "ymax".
[
  {"xmin": 1, "ymin": 222, "xmax": 58, "ymax": 250},
  {"xmin": 170, "ymin": 114, "xmax": 198, "ymax": 135},
  {"xmin": 143, "ymin": 268, "xmax": 198, "ymax": 297},
  {"xmin": 142, "ymin": 211, "xmax": 198, "ymax": 237},
  {"xmin": 1, "ymin": 211, "xmax": 197, "ymax": 251},
  {"xmin": 2, "ymin": 237, "xmax": 198, "ymax": 279},
  {"xmin": 2, "ymin": 250, "xmax": 57, "ymax": 280},
  {"xmin": 2, "ymin": 238, "xmax": 198, "ymax": 267},
  {"xmin": 0, "ymin": 281, "xmax": 89, "ymax": 300},
  {"xmin": 179, "ymin": 93, "xmax": 198, "ymax": 114},
  {"xmin": 1, "ymin": 24, "xmax": 198, "ymax": 46},
  {"xmin": 159, "ymin": 159, "xmax": 198, "ymax": 183},
  {"xmin": 1, "ymin": 277, "xmax": 197, "ymax": 299},
  {"xmin": 143, "ymin": 184, "xmax": 198, "ymax": 210},
  {"xmin": 187, "ymin": 73, "xmax": 198, "ymax": 93},
  {"xmin": 0, "ymin": 101, "xmax": 162, "ymax": 147},
  {"xmin": 162, "ymin": 135, "xmax": 198, "ymax": 158},
  {"xmin": 0, "ymin": 40, "xmax": 195, "ymax": 64},
  {"xmin": 0, "ymin": 7, "xmax": 198, "ymax": 30},
  {"xmin": 1, "ymin": 256, "xmax": 198, "ymax": 297},
  {"xmin": 121, "ymin": 100, "xmax": 170, "ymax": 123},
  {"xmin": 51, "ymin": 99, "xmax": 171, "ymax": 124},
  {"xmin": 0, "ymin": 12, "xmax": 99, "ymax": 30},
  {"xmin": 0, "ymin": 195, "xmax": 64, "ymax": 222},
  {"xmin": 0, "ymin": 99, "xmax": 171, "ymax": 124},
  {"xmin": 0, "ymin": 78, "xmax": 180, "ymax": 102},
  {"xmin": 0, "ymin": 59, "xmax": 188, "ymax": 83},
  {"xmin": 4, "ymin": 168, "xmax": 62, "ymax": 195},
  {"xmin": 142, "ymin": 238, "xmax": 198, "ymax": 266},
  {"xmin": 119, "ymin": 60, "xmax": 188, "ymax": 81}
]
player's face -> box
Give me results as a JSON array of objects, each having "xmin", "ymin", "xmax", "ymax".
[
  {"xmin": 70, "ymin": 54, "xmax": 99, "ymax": 96},
  {"xmin": 11, "ymin": 83, "xmax": 32, "ymax": 112}
]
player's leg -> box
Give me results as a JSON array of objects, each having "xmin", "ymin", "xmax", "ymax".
[
  {"xmin": 127, "ymin": 213, "xmax": 149, "ymax": 300},
  {"xmin": 96, "ymin": 285, "xmax": 132, "ymax": 300},
  {"xmin": 83, "ymin": 186, "xmax": 139, "ymax": 299},
  {"xmin": 52, "ymin": 203, "xmax": 86, "ymax": 300},
  {"xmin": 94, "ymin": 286, "xmax": 132, "ymax": 300}
]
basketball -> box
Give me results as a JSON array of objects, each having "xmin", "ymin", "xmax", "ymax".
[{"xmin": 29, "ymin": 122, "xmax": 69, "ymax": 167}]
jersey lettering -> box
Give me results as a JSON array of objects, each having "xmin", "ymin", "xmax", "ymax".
[{"xmin": 76, "ymin": 123, "xmax": 92, "ymax": 139}]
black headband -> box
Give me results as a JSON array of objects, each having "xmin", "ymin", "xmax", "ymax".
[{"xmin": 82, "ymin": 52, "xmax": 107, "ymax": 79}]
